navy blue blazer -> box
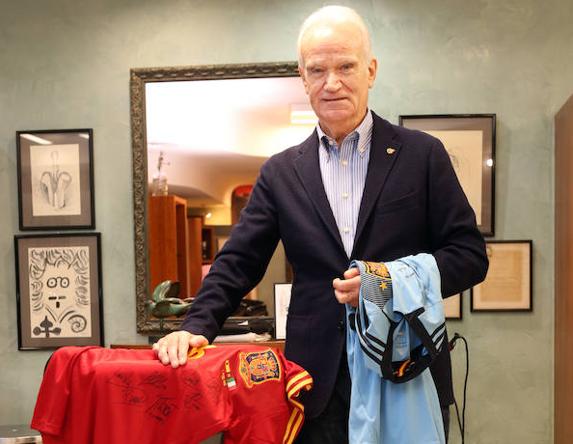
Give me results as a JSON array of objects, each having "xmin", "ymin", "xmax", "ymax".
[{"xmin": 181, "ymin": 112, "xmax": 488, "ymax": 418}]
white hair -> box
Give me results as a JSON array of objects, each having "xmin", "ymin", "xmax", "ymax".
[{"xmin": 297, "ymin": 5, "xmax": 372, "ymax": 67}]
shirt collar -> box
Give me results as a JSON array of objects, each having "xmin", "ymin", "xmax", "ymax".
[{"xmin": 316, "ymin": 109, "xmax": 373, "ymax": 158}]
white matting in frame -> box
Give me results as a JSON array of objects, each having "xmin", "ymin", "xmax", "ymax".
[{"xmin": 273, "ymin": 283, "xmax": 292, "ymax": 340}]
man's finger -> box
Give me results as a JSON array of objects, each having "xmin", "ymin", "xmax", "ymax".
[
  {"xmin": 343, "ymin": 268, "xmax": 360, "ymax": 279},
  {"xmin": 333, "ymin": 277, "xmax": 351, "ymax": 289},
  {"xmin": 333, "ymin": 276, "xmax": 359, "ymax": 292},
  {"xmin": 190, "ymin": 334, "xmax": 208, "ymax": 348},
  {"xmin": 167, "ymin": 339, "xmax": 180, "ymax": 368},
  {"xmin": 334, "ymin": 288, "xmax": 349, "ymax": 302},
  {"xmin": 159, "ymin": 342, "xmax": 169, "ymax": 365},
  {"xmin": 177, "ymin": 334, "xmax": 190, "ymax": 365}
]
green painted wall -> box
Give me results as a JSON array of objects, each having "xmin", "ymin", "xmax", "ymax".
[{"xmin": 0, "ymin": 0, "xmax": 571, "ymax": 442}]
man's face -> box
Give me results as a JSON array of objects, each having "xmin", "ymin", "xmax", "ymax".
[{"xmin": 299, "ymin": 23, "xmax": 377, "ymax": 141}]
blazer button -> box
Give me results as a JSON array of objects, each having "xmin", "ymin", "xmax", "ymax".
[{"xmin": 338, "ymin": 320, "xmax": 345, "ymax": 331}]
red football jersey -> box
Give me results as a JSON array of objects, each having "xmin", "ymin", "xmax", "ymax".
[{"xmin": 32, "ymin": 344, "xmax": 312, "ymax": 444}]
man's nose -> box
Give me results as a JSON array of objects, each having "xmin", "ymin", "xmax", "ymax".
[{"xmin": 324, "ymin": 71, "xmax": 341, "ymax": 91}]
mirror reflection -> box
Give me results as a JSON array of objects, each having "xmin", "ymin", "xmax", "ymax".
[{"xmin": 132, "ymin": 64, "xmax": 316, "ymax": 332}]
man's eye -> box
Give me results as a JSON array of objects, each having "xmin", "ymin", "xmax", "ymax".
[
  {"xmin": 309, "ymin": 67, "xmax": 324, "ymax": 75},
  {"xmin": 341, "ymin": 64, "xmax": 354, "ymax": 72}
]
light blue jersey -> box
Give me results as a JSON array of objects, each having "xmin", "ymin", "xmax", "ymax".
[{"xmin": 346, "ymin": 254, "xmax": 446, "ymax": 444}]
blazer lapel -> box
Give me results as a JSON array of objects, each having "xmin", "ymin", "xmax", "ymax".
[
  {"xmin": 352, "ymin": 113, "xmax": 403, "ymax": 257},
  {"xmin": 294, "ymin": 132, "xmax": 346, "ymax": 254}
]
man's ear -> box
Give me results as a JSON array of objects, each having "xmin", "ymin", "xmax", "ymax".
[
  {"xmin": 299, "ymin": 66, "xmax": 310, "ymax": 94},
  {"xmin": 367, "ymin": 57, "xmax": 378, "ymax": 89}
]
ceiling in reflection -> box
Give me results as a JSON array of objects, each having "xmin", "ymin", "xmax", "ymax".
[{"xmin": 146, "ymin": 76, "xmax": 315, "ymax": 203}]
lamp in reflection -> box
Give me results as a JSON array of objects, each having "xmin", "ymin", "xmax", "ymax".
[{"xmin": 290, "ymin": 103, "xmax": 318, "ymax": 125}]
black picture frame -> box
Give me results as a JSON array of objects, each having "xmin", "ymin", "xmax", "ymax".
[
  {"xmin": 17, "ymin": 129, "xmax": 95, "ymax": 230},
  {"xmin": 14, "ymin": 233, "xmax": 104, "ymax": 350},
  {"xmin": 399, "ymin": 114, "xmax": 496, "ymax": 236},
  {"xmin": 444, "ymin": 293, "xmax": 463, "ymax": 320},
  {"xmin": 470, "ymin": 240, "xmax": 533, "ymax": 312}
]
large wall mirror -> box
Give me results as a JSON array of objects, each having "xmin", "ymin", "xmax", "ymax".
[{"xmin": 131, "ymin": 62, "xmax": 316, "ymax": 333}]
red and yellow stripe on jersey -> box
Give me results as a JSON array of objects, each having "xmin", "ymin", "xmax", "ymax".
[{"xmin": 283, "ymin": 369, "xmax": 313, "ymax": 444}]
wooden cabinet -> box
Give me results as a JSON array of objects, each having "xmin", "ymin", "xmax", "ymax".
[
  {"xmin": 148, "ymin": 195, "xmax": 191, "ymax": 298},
  {"xmin": 201, "ymin": 226, "xmax": 216, "ymax": 263},
  {"xmin": 187, "ymin": 216, "xmax": 204, "ymax": 296},
  {"xmin": 149, "ymin": 197, "xmax": 235, "ymax": 298}
]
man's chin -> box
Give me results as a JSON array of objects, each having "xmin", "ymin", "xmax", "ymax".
[
  {"xmin": 319, "ymin": 107, "xmax": 354, "ymax": 118},
  {"xmin": 318, "ymin": 110, "xmax": 356, "ymax": 128}
]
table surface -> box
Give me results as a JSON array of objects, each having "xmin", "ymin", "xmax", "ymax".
[{"xmin": 0, "ymin": 424, "xmax": 41, "ymax": 443}]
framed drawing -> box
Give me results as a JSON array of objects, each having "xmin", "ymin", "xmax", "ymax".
[
  {"xmin": 399, "ymin": 115, "xmax": 496, "ymax": 236},
  {"xmin": 443, "ymin": 293, "xmax": 463, "ymax": 320},
  {"xmin": 14, "ymin": 233, "xmax": 104, "ymax": 350},
  {"xmin": 471, "ymin": 240, "xmax": 532, "ymax": 312},
  {"xmin": 17, "ymin": 129, "xmax": 95, "ymax": 230},
  {"xmin": 273, "ymin": 283, "xmax": 292, "ymax": 340}
]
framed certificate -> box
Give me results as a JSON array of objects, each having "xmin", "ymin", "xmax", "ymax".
[
  {"xmin": 443, "ymin": 293, "xmax": 462, "ymax": 320},
  {"xmin": 471, "ymin": 240, "xmax": 532, "ymax": 312}
]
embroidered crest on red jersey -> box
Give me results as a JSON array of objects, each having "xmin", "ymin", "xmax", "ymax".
[{"xmin": 239, "ymin": 349, "xmax": 281, "ymax": 388}]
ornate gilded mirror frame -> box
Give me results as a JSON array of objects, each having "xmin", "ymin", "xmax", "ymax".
[{"xmin": 130, "ymin": 62, "xmax": 300, "ymax": 333}]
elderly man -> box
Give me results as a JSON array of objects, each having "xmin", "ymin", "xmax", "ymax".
[{"xmin": 154, "ymin": 5, "xmax": 487, "ymax": 443}]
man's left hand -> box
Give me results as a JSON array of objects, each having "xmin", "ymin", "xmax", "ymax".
[{"xmin": 333, "ymin": 268, "xmax": 361, "ymax": 307}]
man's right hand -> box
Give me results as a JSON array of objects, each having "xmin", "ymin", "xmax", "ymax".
[{"xmin": 152, "ymin": 331, "xmax": 208, "ymax": 368}]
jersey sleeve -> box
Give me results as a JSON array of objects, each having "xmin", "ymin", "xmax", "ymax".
[
  {"xmin": 31, "ymin": 346, "xmax": 94, "ymax": 437},
  {"xmin": 281, "ymin": 352, "xmax": 313, "ymax": 444}
]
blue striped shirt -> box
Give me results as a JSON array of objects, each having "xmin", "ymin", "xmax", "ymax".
[{"xmin": 317, "ymin": 110, "xmax": 373, "ymax": 257}]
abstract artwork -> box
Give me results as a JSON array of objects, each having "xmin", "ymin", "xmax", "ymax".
[
  {"xmin": 30, "ymin": 145, "xmax": 81, "ymax": 217},
  {"xmin": 17, "ymin": 129, "xmax": 95, "ymax": 230},
  {"xmin": 15, "ymin": 233, "xmax": 103, "ymax": 350}
]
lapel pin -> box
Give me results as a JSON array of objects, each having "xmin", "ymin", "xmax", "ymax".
[{"xmin": 386, "ymin": 147, "xmax": 396, "ymax": 155}]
